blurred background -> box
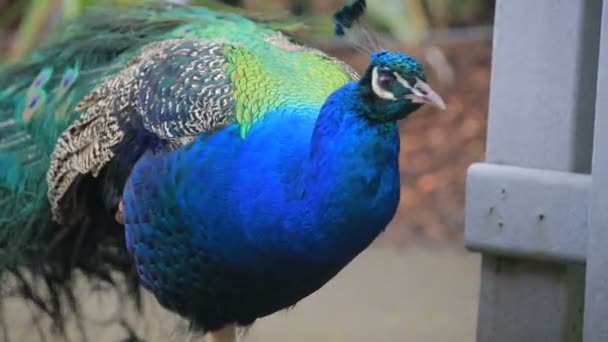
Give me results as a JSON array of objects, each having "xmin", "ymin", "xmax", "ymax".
[{"xmin": 0, "ymin": 0, "xmax": 492, "ymax": 341}]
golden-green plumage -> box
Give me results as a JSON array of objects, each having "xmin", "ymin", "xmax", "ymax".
[{"xmin": 223, "ymin": 42, "xmax": 354, "ymax": 137}]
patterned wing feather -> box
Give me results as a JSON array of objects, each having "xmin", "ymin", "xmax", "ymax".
[{"xmin": 47, "ymin": 39, "xmax": 237, "ymax": 222}]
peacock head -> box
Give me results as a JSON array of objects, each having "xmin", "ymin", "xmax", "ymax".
[{"xmin": 359, "ymin": 50, "xmax": 446, "ymax": 121}]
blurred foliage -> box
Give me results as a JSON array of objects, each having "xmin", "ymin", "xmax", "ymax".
[
  {"xmin": 0, "ymin": 0, "xmax": 493, "ymax": 62},
  {"xmin": 239, "ymin": 0, "xmax": 493, "ymax": 42},
  {"xmin": 367, "ymin": 0, "xmax": 493, "ymax": 41}
]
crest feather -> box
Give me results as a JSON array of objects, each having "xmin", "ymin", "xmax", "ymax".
[{"xmin": 333, "ymin": 0, "xmax": 367, "ymax": 36}]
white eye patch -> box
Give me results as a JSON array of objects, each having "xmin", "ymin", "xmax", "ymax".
[{"xmin": 371, "ymin": 67, "xmax": 397, "ymax": 101}]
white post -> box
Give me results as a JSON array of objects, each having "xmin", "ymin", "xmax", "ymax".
[
  {"xmin": 467, "ymin": 0, "xmax": 601, "ymax": 341},
  {"xmin": 583, "ymin": 1, "xmax": 608, "ymax": 340}
]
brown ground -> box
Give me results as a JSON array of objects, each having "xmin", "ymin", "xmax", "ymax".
[{"xmin": 4, "ymin": 246, "xmax": 480, "ymax": 342}]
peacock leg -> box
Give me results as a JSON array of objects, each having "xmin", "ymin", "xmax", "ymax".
[
  {"xmin": 206, "ymin": 324, "xmax": 237, "ymax": 342},
  {"xmin": 114, "ymin": 200, "xmax": 125, "ymax": 224},
  {"xmin": 236, "ymin": 325, "xmax": 251, "ymax": 342}
]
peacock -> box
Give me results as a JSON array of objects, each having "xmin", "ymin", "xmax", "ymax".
[{"xmin": 0, "ymin": 0, "xmax": 445, "ymax": 341}]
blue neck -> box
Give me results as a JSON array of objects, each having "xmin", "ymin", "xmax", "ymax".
[{"xmin": 292, "ymin": 82, "xmax": 401, "ymax": 263}]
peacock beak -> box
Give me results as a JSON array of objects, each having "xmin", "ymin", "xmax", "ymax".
[{"xmin": 404, "ymin": 79, "xmax": 446, "ymax": 110}]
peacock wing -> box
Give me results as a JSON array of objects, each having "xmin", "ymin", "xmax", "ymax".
[{"xmin": 47, "ymin": 29, "xmax": 358, "ymax": 224}]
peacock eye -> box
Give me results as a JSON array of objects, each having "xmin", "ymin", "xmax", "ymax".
[{"xmin": 378, "ymin": 71, "xmax": 397, "ymax": 88}]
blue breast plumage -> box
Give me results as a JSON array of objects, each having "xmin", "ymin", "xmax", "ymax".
[{"xmin": 123, "ymin": 84, "xmax": 402, "ymax": 329}]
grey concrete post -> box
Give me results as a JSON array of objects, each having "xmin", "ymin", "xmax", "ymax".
[
  {"xmin": 468, "ymin": 0, "xmax": 601, "ymax": 341},
  {"xmin": 583, "ymin": 1, "xmax": 608, "ymax": 340}
]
